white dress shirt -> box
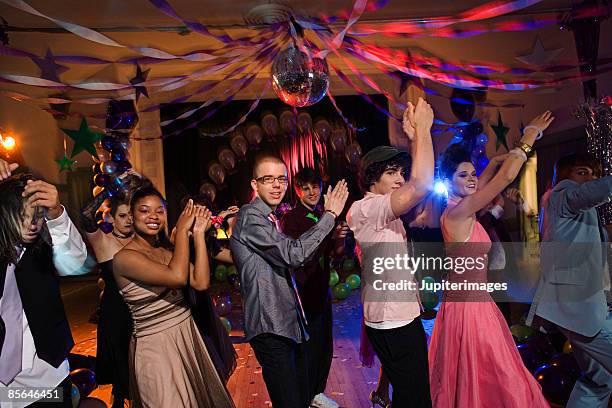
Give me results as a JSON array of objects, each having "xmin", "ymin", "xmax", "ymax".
[{"xmin": 0, "ymin": 207, "xmax": 88, "ymax": 408}]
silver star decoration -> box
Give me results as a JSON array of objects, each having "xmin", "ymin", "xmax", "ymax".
[{"xmin": 515, "ymin": 37, "xmax": 563, "ymax": 67}]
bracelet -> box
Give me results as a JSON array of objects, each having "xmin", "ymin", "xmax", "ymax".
[
  {"xmin": 325, "ymin": 209, "xmax": 338, "ymax": 219},
  {"xmin": 509, "ymin": 148, "xmax": 527, "ymax": 161},
  {"xmin": 515, "ymin": 141, "xmax": 533, "ymax": 156},
  {"xmin": 523, "ymin": 125, "xmax": 543, "ymax": 140}
]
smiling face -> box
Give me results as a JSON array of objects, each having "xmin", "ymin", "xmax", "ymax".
[
  {"xmin": 132, "ymin": 195, "xmax": 167, "ymax": 237},
  {"xmin": 296, "ymin": 182, "xmax": 322, "ymax": 208},
  {"xmin": 370, "ymin": 166, "xmax": 406, "ymax": 195},
  {"xmin": 250, "ymin": 159, "xmax": 288, "ymax": 209},
  {"xmin": 448, "ymin": 161, "xmax": 478, "ymax": 198}
]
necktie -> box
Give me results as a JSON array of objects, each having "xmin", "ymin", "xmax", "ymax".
[
  {"xmin": 268, "ymin": 213, "xmax": 309, "ymax": 326},
  {"xmin": 0, "ymin": 263, "xmax": 23, "ymax": 385}
]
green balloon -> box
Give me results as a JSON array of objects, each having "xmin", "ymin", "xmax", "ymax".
[
  {"xmin": 227, "ymin": 265, "xmax": 238, "ymax": 276},
  {"xmin": 421, "ymin": 291, "xmax": 439, "ymax": 311},
  {"xmin": 345, "ymin": 274, "xmax": 361, "ymax": 290},
  {"xmin": 214, "ymin": 265, "xmax": 228, "ymax": 281},
  {"xmin": 342, "ymin": 258, "xmax": 356, "ymax": 272},
  {"xmin": 333, "ymin": 283, "xmax": 351, "ymax": 300},
  {"xmin": 219, "ymin": 316, "xmax": 231, "ymax": 334},
  {"xmin": 329, "ymin": 270, "xmax": 340, "ymax": 287},
  {"xmin": 510, "ymin": 324, "xmax": 534, "ymax": 342}
]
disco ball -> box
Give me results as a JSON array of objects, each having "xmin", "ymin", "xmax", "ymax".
[{"xmin": 271, "ymin": 46, "xmax": 330, "ymax": 107}]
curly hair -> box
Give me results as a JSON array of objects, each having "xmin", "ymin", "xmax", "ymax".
[
  {"xmin": 439, "ymin": 144, "xmax": 473, "ymax": 181},
  {"xmin": 0, "ymin": 174, "xmax": 50, "ymax": 264},
  {"xmin": 360, "ymin": 154, "xmax": 411, "ymax": 193}
]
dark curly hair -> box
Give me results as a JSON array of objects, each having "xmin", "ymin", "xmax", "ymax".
[
  {"xmin": 360, "ymin": 154, "xmax": 411, "ymax": 193},
  {"xmin": 130, "ymin": 186, "xmax": 173, "ymax": 249},
  {"xmin": 439, "ymin": 144, "xmax": 473, "ymax": 181}
]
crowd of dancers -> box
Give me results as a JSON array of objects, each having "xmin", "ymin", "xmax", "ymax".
[{"xmin": 0, "ymin": 97, "xmax": 610, "ymax": 408}]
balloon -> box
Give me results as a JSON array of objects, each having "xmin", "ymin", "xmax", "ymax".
[
  {"xmin": 214, "ymin": 264, "xmax": 228, "ymax": 281},
  {"xmin": 245, "ymin": 124, "xmax": 263, "ymax": 147},
  {"xmin": 115, "ymin": 160, "xmax": 131, "ymax": 174},
  {"xmin": 95, "ymin": 148, "xmax": 111, "ymax": 162},
  {"xmin": 227, "ymin": 274, "xmax": 238, "ymax": 287},
  {"xmin": 101, "ymin": 135, "xmax": 117, "ymax": 151},
  {"xmin": 111, "ymin": 148, "xmax": 126, "ymax": 163},
  {"xmin": 534, "ymin": 363, "xmax": 576, "ymax": 405},
  {"xmin": 271, "ymin": 46, "xmax": 330, "ymax": 107},
  {"xmin": 523, "ymin": 335, "xmax": 556, "ymax": 361},
  {"xmin": 346, "ymin": 274, "xmax": 361, "ymax": 290},
  {"xmin": 70, "ymin": 368, "xmax": 97, "ymax": 397},
  {"xmin": 77, "ymin": 397, "xmax": 107, "ymax": 408},
  {"xmin": 332, "ymin": 283, "xmax": 351, "ymax": 300},
  {"xmin": 476, "ymin": 156, "xmax": 489, "ymax": 172},
  {"xmin": 421, "ymin": 276, "xmax": 436, "ymax": 289},
  {"xmin": 475, "ymin": 134, "xmax": 488, "ymax": 146},
  {"xmin": 297, "ymin": 112, "xmax": 313, "ymax": 132},
  {"xmin": 92, "ymin": 162, "xmax": 103, "ymax": 174},
  {"xmin": 220, "ymin": 317, "xmax": 232, "ymax": 334},
  {"xmin": 199, "ymin": 182, "xmax": 216, "ymax": 203},
  {"xmin": 450, "ymin": 88, "xmax": 476, "ymax": 122},
  {"xmin": 92, "ymin": 186, "xmax": 104, "ymax": 197},
  {"xmin": 314, "ymin": 119, "xmax": 332, "ymax": 142},
  {"xmin": 279, "ymin": 110, "xmax": 296, "ymax": 133},
  {"xmin": 517, "ymin": 342, "xmax": 547, "ymax": 372},
  {"xmin": 229, "ymin": 133, "xmax": 248, "ymax": 159},
  {"xmin": 562, "ymin": 340, "xmax": 573, "ymax": 354},
  {"xmin": 227, "ymin": 265, "xmax": 238, "ymax": 276},
  {"xmin": 472, "ymin": 145, "xmax": 486, "ymax": 157},
  {"xmin": 330, "ymin": 128, "xmax": 347, "ymax": 152},
  {"xmin": 101, "ymin": 161, "xmax": 117, "ymax": 175},
  {"xmin": 93, "ymin": 173, "xmax": 110, "ymax": 187},
  {"xmin": 71, "ymin": 383, "xmax": 80, "ymax": 408},
  {"xmin": 215, "ymin": 296, "xmax": 232, "ymax": 317},
  {"xmin": 466, "ymin": 121, "xmax": 484, "ymax": 137},
  {"xmin": 208, "ymin": 162, "xmax": 226, "ymax": 186},
  {"xmin": 549, "ymin": 353, "xmax": 581, "ymax": 379},
  {"xmin": 218, "ymin": 148, "xmax": 237, "ymax": 172},
  {"xmin": 98, "ymin": 221, "xmax": 113, "ymax": 234},
  {"xmin": 510, "ymin": 324, "xmax": 535, "ymax": 342},
  {"xmin": 232, "ymin": 276, "xmax": 241, "ymax": 292},
  {"xmin": 421, "ymin": 291, "xmax": 439, "ymax": 311},
  {"xmin": 345, "ymin": 142, "xmax": 362, "ymax": 165},
  {"xmin": 342, "ymin": 258, "xmax": 355, "ymax": 272},
  {"xmin": 329, "ymin": 270, "xmax": 340, "ymax": 287},
  {"xmin": 261, "ymin": 113, "xmax": 279, "ymax": 136}
]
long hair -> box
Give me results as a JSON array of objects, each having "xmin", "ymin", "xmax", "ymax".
[
  {"xmin": 130, "ymin": 186, "xmax": 173, "ymax": 249},
  {"xmin": 0, "ymin": 174, "xmax": 50, "ymax": 264}
]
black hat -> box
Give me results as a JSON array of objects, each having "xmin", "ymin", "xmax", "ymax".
[{"xmin": 361, "ymin": 146, "xmax": 409, "ymax": 171}]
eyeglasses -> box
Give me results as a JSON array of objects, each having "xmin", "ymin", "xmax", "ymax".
[{"xmin": 255, "ymin": 176, "xmax": 289, "ymax": 185}]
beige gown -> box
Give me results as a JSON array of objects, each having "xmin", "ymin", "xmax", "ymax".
[{"xmin": 119, "ymin": 280, "xmax": 235, "ymax": 408}]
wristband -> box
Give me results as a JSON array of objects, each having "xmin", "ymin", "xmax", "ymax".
[
  {"xmin": 509, "ymin": 148, "xmax": 527, "ymax": 161},
  {"xmin": 325, "ymin": 209, "xmax": 338, "ymax": 219},
  {"xmin": 523, "ymin": 125, "xmax": 543, "ymax": 140}
]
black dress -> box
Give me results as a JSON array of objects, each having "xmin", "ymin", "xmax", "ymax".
[{"xmin": 95, "ymin": 260, "xmax": 133, "ymax": 399}]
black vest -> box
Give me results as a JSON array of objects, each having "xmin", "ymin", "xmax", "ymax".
[{"xmin": 0, "ymin": 243, "xmax": 74, "ymax": 368}]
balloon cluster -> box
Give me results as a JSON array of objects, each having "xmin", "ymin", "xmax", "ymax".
[
  {"xmin": 512, "ymin": 325, "xmax": 582, "ymax": 406},
  {"xmin": 448, "ymin": 89, "xmax": 489, "ymax": 174},
  {"xmin": 330, "ymin": 257, "xmax": 361, "ymax": 301}
]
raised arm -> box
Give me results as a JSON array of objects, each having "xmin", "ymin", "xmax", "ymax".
[
  {"xmin": 190, "ymin": 205, "xmax": 213, "ymax": 290},
  {"xmin": 449, "ymin": 111, "xmax": 554, "ymax": 221},
  {"xmin": 80, "ymin": 189, "xmax": 109, "ymax": 233},
  {"xmin": 390, "ymin": 98, "xmax": 435, "ymax": 216},
  {"xmin": 563, "ymin": 176, "xmax": 612, "ymax": 214},
  {"xmin": 114, "ymin": 200, "xmax": 195, "ymax": 288}
]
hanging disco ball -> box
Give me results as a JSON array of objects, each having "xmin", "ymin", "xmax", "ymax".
[{"xmin": 271, "ymin": 46, "xmax": 330, "ymax": 108}]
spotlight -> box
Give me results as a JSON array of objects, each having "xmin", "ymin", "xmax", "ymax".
[{"xmin": 434, "ymin": 181, "xmax": 447, "ymax": 196}]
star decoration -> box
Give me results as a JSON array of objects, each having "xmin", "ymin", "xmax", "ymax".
[
  {"xmin": 491, "ymin": 111, "xmax": 510, "ymax": 151},
  {"xmin": 129, "ymin": 63, "xmax": 150, "ymax": 101},
  {"xmin": 61, "ymin": 118, "xmax": 104, "ymax": 157},
  {"xmin": 515, "ymin": 37, "xmax": 563, "ymax": 67},
  {"xmin": 55, "ymin": 154, "xmax": 77, "ymax": 172},
  {"xmin": 30, "ymin": 49, "xmax": 69, "ymax": 83}
]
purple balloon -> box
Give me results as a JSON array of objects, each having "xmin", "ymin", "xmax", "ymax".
[
  {"xmin": 476, "ymin": 156, "xmax": 489, "ymax": 170},
  {"xmin": 472, "ymin": 146, "xmax": 486, "ymax": 157},
  {"xmin": 534, "ymin": 363, "xmax": 576, "ymax": 405},
  {"xmin": 93, "ymin": 173, "xmax": 110, "ymax": 187},
  {"xmin": 475, "ymin": 134, "xmax": 488, "ymax": 146},
  {"xmin": 101, "ymin": 136, "xmax": 117, "ymax": 151},
  {"xmin": 70, "ymin": 368, "xmax": 97, "ymax": 397},
  {"xmin": 111, "ymin": 148, "xmax": 126, "ymax": 162},
  {"xmin": 116, "ymin": 160, "xmax": 132, "ymax": 174}
]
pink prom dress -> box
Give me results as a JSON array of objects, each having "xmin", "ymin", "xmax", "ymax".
[{"xmin": 428, "ymin": 198, "xmax": 549, "ymax": 407}]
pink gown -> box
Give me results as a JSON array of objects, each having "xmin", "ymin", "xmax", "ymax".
[{"xmin": 428, "ymin": 199, "xmax": 549, "ymax": 408}]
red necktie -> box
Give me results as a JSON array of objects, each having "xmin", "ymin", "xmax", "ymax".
[{"xmin": 268, "ymin": 213, "xmax": 308, "ymax": 326}]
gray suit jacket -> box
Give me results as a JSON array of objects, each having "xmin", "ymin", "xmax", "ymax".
[
  {"xmin": 230, "ymin": 197, "xmax": 335, "ymax": 343},
  {"xmin": 527, "ymin": 177, "xmax": 612, "ymax": 337}
]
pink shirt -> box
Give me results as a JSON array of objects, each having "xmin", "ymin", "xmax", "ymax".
[{"xmin": 347, "ymin": 192, "xmax": 421, "ymax": 324}]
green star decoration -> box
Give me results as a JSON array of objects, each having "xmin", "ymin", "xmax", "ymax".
[
  {"xmin": 491, "ymin": 111, "xmax": 510, "ymax": 151},
  {"xmin": 55, "ymin": 154, "xmax": 77, "ymax": 172},
  {"xmin": 61, "ymin": 118, "xmax": 104, "ymax": 158}
]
